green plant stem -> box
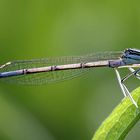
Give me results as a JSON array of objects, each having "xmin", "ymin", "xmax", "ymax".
[{"xmin": 92, "ymin": 87, "xmax": 140, "ymax": 140}]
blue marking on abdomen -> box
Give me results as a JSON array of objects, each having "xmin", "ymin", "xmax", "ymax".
[{"xmin": 0, "ymin": 70, "xmax": 23, "ymax": 78}]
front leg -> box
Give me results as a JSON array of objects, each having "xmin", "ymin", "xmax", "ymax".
[
  {"xmin": 128, "ymin": 67, "xmax": 140, "ymax": 80},
  {"xmin": 114, "ymin": 68, "xmax": 138, "ymax": 108}
]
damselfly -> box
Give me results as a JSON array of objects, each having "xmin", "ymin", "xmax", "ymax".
[{"xmin": 0, "ymin": 48, "xmax": 140, "ymax": 107}]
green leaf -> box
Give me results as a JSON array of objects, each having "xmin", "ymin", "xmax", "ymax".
[{"xmin": 92, "ymin": 87, "xmax": 140, "ymax": 140}]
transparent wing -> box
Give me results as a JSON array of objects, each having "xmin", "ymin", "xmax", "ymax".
[{"xmin": 0, "ymin": 51, "xmax": 122, "ymax": 85}]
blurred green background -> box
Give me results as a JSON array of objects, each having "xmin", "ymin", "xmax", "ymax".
[{"xmin": 0, "ymin": 0, "xmax": 140, "ymax": 140}]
